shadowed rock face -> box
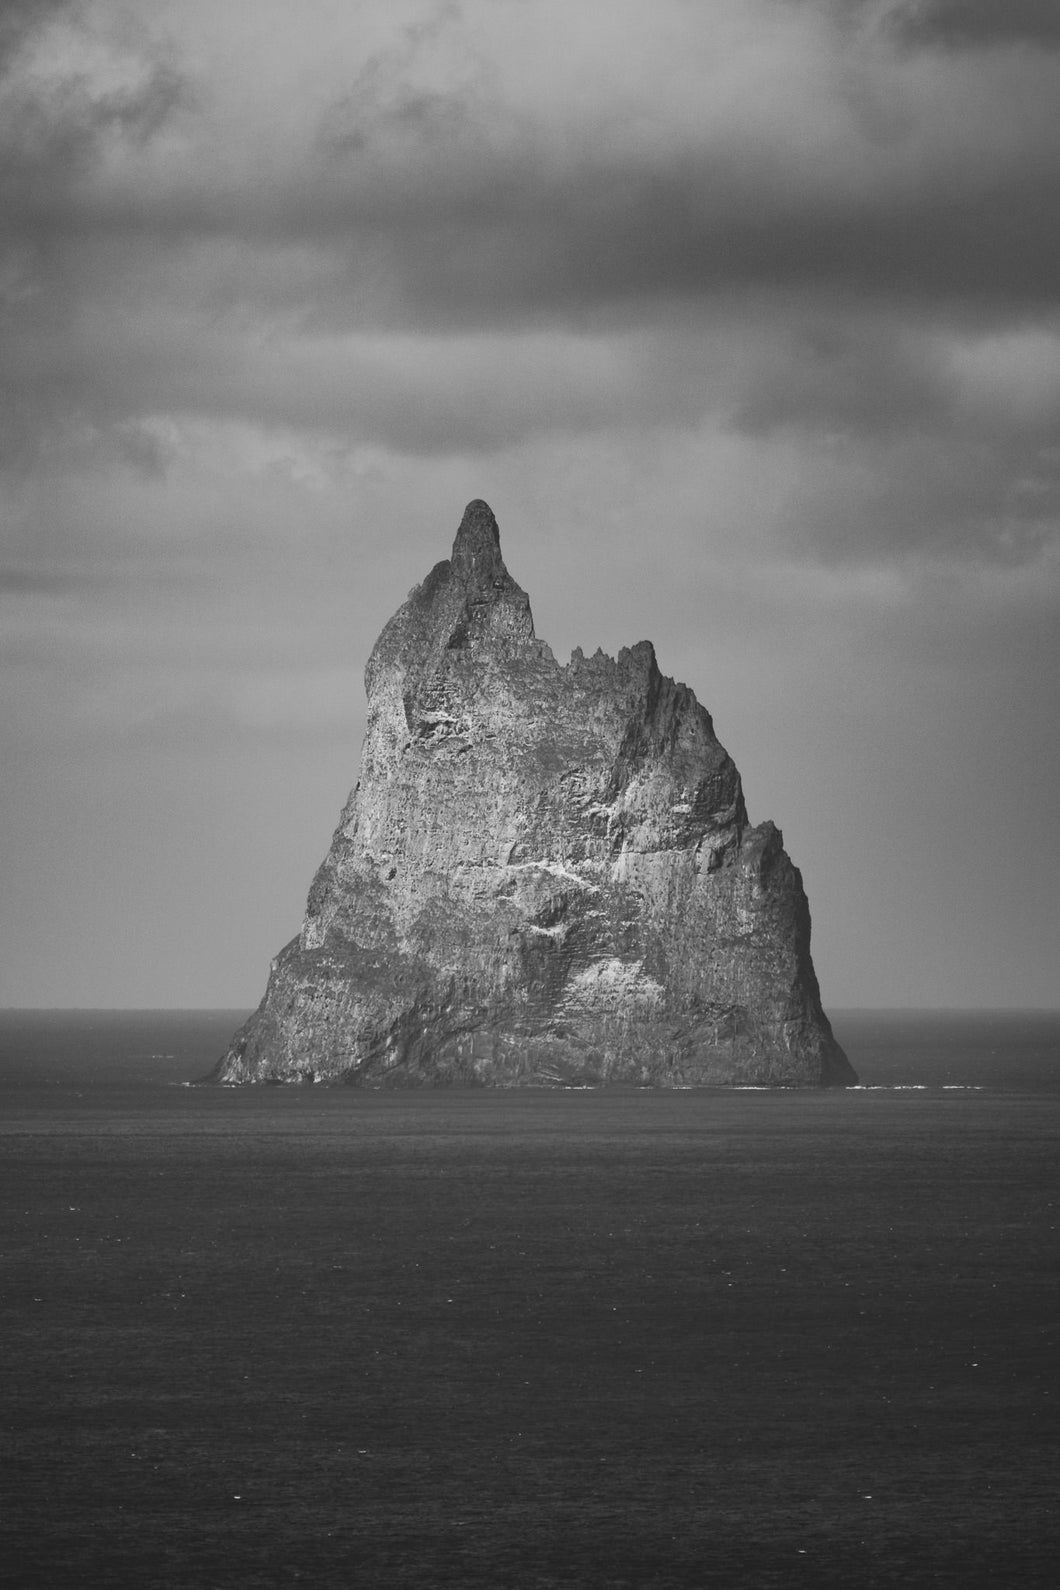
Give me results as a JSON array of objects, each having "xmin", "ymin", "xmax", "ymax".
[{"xmin": 213, "ymin": 500, "xmax": 855, "ymax": 1087}]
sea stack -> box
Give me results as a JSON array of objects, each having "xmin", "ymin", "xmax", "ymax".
[{"xmin": 213, "ymin": 501, "xmax": 854, "ymax": 1087}]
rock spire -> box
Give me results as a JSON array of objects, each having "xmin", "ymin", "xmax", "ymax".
[{"xmin": 211, "ymin": 501, "xmax": 854, "ymax": 1087}]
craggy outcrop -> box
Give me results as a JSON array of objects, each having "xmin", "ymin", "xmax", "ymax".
[{"xmin": 212, "ymin": 501, "xmax": 854, "ymax": 1087}]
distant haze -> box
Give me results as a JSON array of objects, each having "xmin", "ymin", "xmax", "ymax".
[{"xmin": 1, "ymin": 1, "xmax": 1057, "ymax": 1010}]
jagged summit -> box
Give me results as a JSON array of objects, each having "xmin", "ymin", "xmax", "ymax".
[
  {"xmin": 367, "ymin": 501, "xmax": 536, "ymax": 698},
  {"xmin": 211, "ymin": 500, "xmax": 854, "ymax": 1088},
  {"xmin": 450, "ymin": 498, "xmax": 506, "ymax": 580}
]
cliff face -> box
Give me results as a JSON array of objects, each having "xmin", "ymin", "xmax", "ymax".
[{"xmin": 214, "ymin": 500, "xmax": 854, "ymax": 1087}]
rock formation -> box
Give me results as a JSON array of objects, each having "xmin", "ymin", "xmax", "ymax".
[{"xmin": 212, "ymin": 500, "xmax": 854, "ymax": 1087}]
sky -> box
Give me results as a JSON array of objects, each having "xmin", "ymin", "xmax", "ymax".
[{"xmin": 1, "ymin": 0, "xmax": 1058, "ymax": 1011}]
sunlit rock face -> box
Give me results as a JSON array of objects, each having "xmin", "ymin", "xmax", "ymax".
[{"xmin": 213, "ymin": 500, "xmax": 854, "ymax": 1087}]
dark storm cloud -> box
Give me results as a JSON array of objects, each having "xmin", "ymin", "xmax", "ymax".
[
  {"xmin": 341, "ymin": 166, "xmax": 1060, "ymax": 323},
  {"xmin": 888, "ymin": 0, "xmax": 1060, "ymax": 49},
  {"xmin": 274, "ymin": 23, "xmax": 1060, "ymax": 326},
  {"xmin": 260, "ymin": 2, "xmax": 1059, "ymax": 328},
  {"xmin": 6, "ymin": 2, "xmax": 1059, "ymax": 321},
  {"xmin": 2, "ymin": 0, "xmax": 1059, "ymax": 571}
]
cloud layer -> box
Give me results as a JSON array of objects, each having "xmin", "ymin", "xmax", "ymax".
[
  {"xmin": 3, "ymin": 0, "xmax": 1059, "ymax": 567},
  {"xmin": 2, "ymin": 1, "xmax": 1058, "ymax": 1006}
]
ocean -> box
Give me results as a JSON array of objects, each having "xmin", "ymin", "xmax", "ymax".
[{"xmin": 1, "ymin": 1010, "xmax": 1057, "ymax": 1589}]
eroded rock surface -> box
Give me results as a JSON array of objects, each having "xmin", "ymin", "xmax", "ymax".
[{"xmin": 213, "ymin": 500, "xmax": 854, "ymax": 1086}]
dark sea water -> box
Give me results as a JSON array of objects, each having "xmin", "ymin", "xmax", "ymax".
[{"xmin": 1, "ymin": 1011, "xmax": 1057, "ymax": 1589}]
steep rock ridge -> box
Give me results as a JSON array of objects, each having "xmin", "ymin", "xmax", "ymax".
[{"xmin": 213, "ymin": 500, "xmax": 854, "ymax": 1087}]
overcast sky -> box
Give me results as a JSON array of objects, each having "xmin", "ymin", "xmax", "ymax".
[{"xmin": 2, "ymin": 0, "xmax": 1057, "ymax": 1010}]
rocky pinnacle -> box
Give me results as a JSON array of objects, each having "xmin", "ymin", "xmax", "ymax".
[{"xmin": 211, "ymin": 500, "xmax": 855, "ymax": 1087}]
